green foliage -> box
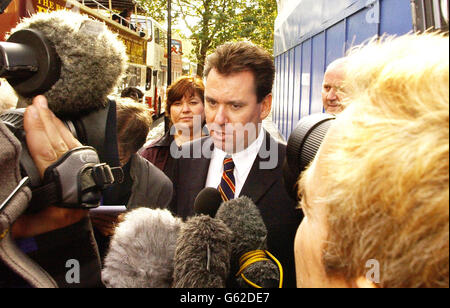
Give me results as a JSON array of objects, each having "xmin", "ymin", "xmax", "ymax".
[
  {"xmin": 136, "ymin": 0, "xmax": 277, "ymax": 74},
  {"xmin": 134, "ymin": 0, "xmax": 167, "ymax": 23}
]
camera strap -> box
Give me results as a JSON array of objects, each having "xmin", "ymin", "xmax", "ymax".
[{"xmin": 29, "ymin": 146, "xmax": 123, "ymax": 212}]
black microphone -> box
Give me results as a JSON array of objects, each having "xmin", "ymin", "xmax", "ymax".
[
  {"xmin": 173, "ymin": 215, "xmax": 232, "ymax": 288},
  {"xmin": 193, "ymin": 187, "xmax": 223, "ymax": 218},
  {"xmin": 101, "ymin": 208, "xmax": 183, "ymax": 288},
  {"xmin": 215, "ymin": 196, "xmax": 282, "ymax": 288}
]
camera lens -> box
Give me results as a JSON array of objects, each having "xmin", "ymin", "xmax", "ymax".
[{"xmin": 283, "ymin": 113, "xmax": 335, "ymax": 200}]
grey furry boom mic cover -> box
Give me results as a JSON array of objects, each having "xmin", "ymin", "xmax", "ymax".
[
  {"xmin": 173, "ymin": 215, "xmax": 232, "ymax": 288},
  {"xmin": 7, "ymin": 10, "xmax": 128, "ymax": 117},
  {"xmin": 102, "ymin": 208, "xmax": 182, "ymax": 288},
  {"xmin": 215, "ymin": 196, "xmax": 280, "ymax": 288}
]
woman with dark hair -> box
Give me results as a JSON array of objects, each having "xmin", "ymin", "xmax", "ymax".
[{"xmin": 140, "ymin": 76, "xmax": 206, "ymax": 190}]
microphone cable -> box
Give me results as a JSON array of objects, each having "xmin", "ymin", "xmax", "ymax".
[{"xmin": 236, "ymin": 250, "xmax": 284, "ymax": 288}]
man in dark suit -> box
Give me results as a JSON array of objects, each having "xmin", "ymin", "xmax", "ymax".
[{"xmin": 173, "ymin": 41, "xmax": 303, "ymax": 288}]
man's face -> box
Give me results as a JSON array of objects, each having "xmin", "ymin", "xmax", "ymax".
[
  {"xmin": 321, "ymin": 68, "xmax": 345, "ymax": 115},
  {"xmin": 204, "ymin": 69, "xmax": 271, "ymax": 153}
]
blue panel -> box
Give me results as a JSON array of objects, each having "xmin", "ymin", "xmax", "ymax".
[
  {"xmin": 285, "ymin": 50, "xmax": 291, "ymax": 136},
  {"xmin": 325, "ymin": 19, "xmax": 347, "ymax": 67},
  {"xmin": 277, "ymin": 54, "xmax": 285, "ymax": 134},
  {"xmin": 292, "ymin": 44, "xmax": 302, "ymax": 127},
  {"xmin": 277, "ymin": 55, "xmax": 283, "ymax": 127},
  {"xmin": 282, "ymin": 52, "xmax": 290, "ymax": 138},
  {"xmin": 346, "ymin": 4, "xmax": 380, "ymax": 49},
  {"xmin": 287, "ymin": 48, "xmax": 296, "ymax": 136},
  {"xmin": 380, "ymin": 0, "xmax": 413, "ymax": 35},
  {"xmin": 284, "ymin": 51, "xmax": 291, "ymax": 138},
  {"xmin": 300, "ymin": 39, "xmax": 312, "ymax": 118},
  {"xmin": 273, "ymin": 56, "xmax": 280, "ymax": 127},
  {"xmin": 274, "ymin": 0, "xmax": 374, "ymax": 55},
  {"xmin": 310, "ymin": 32, "xmax": 326, "ymax": 114}
]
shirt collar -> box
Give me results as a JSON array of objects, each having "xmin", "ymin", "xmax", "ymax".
[{"xmin": 211, "ymin": 128, "xmax": 265, "ymax": 175}]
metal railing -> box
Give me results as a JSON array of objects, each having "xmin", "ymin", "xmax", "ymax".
[{"xmin": 75, "ymin": 0, "xmax": 139, "ymax": 32}]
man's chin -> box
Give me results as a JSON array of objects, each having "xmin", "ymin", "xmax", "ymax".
[
  {"xmin": 326, "ymin": 104, "xmax": 343, "ymax": 114},
  {"xmin": 212, "ymin": 139, "xmax": 234, "ymax": 153}
]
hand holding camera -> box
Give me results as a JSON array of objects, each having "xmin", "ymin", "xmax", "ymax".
[{"xmin": 11, "ymin": 95, "xmax": 87, "ymax": 239}]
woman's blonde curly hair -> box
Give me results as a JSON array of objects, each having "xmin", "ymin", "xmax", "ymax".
[{"xmin": 301, "ymin": 33, "xmax": 449, "ymax": 288}]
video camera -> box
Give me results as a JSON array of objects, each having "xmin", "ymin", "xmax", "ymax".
[{"xmin": 0, "ymin": 11, "xmax": 127, "ymax": 212}]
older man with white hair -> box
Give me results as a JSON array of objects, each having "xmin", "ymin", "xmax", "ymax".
[{"xmin": 321, "ymin": 57, "xmax": 347, "ymax": 114}]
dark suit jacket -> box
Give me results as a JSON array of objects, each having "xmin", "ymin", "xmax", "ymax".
[{"xmin": 173, "ymin": 131, "xmax": 303, "ymax": 288}]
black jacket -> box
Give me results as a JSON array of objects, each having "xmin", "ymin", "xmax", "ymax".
[{"xmin": 173, "ymin": 131, "xmax": 303, "ymax": 288}]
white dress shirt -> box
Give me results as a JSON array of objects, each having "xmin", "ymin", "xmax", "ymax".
[{"xmin": 205, "ymin": 129, "xmax": 265, "ymax": 197}]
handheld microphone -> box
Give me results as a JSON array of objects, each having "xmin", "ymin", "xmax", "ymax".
[
  {"xmin": 193, "ymin": 187, "xmax": 223, "ymax": 217},
  {"xmin": 216, "ymin": 196, "xmax": 282, "ymax": 288},
  {"xmin": 173, "ymin": 215, "xmax": 232, "ymax": 288},
  {"xmin": 102, "ymin": 208, "xmax": 182, "ymax": 288}
]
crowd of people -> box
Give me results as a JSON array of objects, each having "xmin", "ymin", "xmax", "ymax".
[{"xmin": 0, "ymin": 9, "xmax": 448, "ymax": 289}]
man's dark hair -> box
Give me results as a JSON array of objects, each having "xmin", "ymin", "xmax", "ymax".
[
  {"xmin": 116, "ymin": 99, "xmax": 152, "ymax": 154},
  {"xmin": 121, "ymin": 87, "xmax": 144, "ymax": 103},
  {"xmin": 203, "ymin": 41, "xmax": 275, "ymax": 103}
]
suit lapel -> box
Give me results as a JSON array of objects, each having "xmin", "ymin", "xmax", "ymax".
[
  {"xmin": 176, "ymin": 137, "xmax": 213, "ymax": 218},
  {"xmin": 239, "ymin": 132, "xmax": 282, "ymax": 203}
]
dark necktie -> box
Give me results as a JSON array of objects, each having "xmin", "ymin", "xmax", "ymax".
[{"xmin": 218, "ymin": 157, "xmax": 236, "ymax": 201}]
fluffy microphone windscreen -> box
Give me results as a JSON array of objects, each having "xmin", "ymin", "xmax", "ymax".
[
  {"xmin": 101, "ymin": 208, "xmax": 182, "ymax": 288},
  {"xmin": 173, "ymin": 215, "xmax": 232, "ymax": 288},
  {"xmin": 215, "ymin": 196, "xmax": 267, "ymax": 264},
  {"xmin": 215, "ymin": 196, "xmax": 280, "ymax": 288},
  {"xmin": 193, "ymin": 187, "xmax": 223, "ymax": 218},
  {"xmin": 8, "ymin": 10, "xmax": 128, "ymax": 117}
]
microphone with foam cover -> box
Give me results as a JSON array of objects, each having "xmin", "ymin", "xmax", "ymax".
[
  {"xmin": 193, "ymin": 187, "xmax": 223, "ymax": 218},
  {"xmin": 101, "ymin": 208, "xmax": 182, "ymax": 288},
  {"xmin": 173, "ymin": 215, "xmax": 232, "ymax": 288},
  {"xmin": 0, "ymin": 10, "xmax": 128, "ymax": 117},
  {"xmin": 215, "ymin": 196, "xmax": 282, "ymax": 288},
  {"xmin": 0, "ymin": 10, "xmax": 128, "ymax": 181}
]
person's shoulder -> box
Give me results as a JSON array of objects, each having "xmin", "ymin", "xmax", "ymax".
[
  {"xmin": 133, "ymin": 154, "xmax": 167, "ymax": 178},
  {"xmin": 260, "ymin": 130, "xmax": 287, "ymax": 163},
  {"xmin": 181, "ymin": 135, "xmax": 212, "ymax": 149},
  {"xmin": 177, "ymin": 135, "xmax": 214, "ymax": 160},
  {"xmin": 147, "ymin": 132, "xmax": 173, "ymax": 148},
  {"xmin": 140, "ymin": 133, "xmax": 172, "ymax": 158}
]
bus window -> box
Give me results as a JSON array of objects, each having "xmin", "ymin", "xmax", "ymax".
[
  {"xmin": 146, "ymin": 19, "xmax": 153, "ymax": 41},
  {"xmin": 146, "ymin": 67, "xmax": 152, "ymax": 91},
  {"xmin": 155, "ymin": 27, "xmax": 160, "ymax": 45}
]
